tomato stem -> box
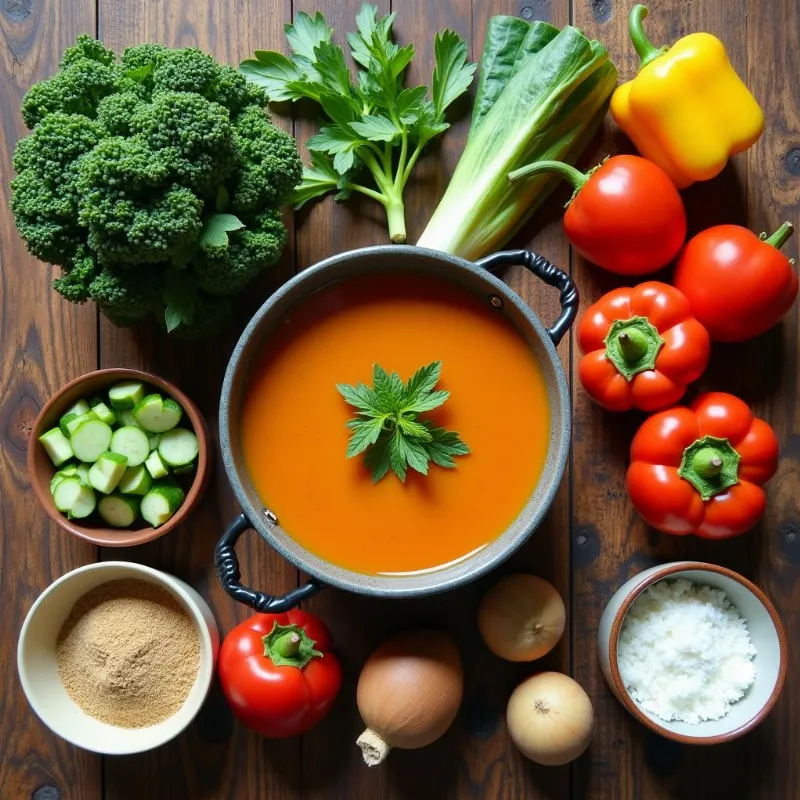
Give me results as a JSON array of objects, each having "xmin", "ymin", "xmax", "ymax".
[
  {"xmin": 678, "ymin": 435, "xmax": 741, "ymax": 500},
  {"xmin": 764, "ymin": 221, "xmax": 794, "ymax": 250},
  {"xmin": 262, "ymin": 622, "xmax": 323, "ymax": 669}
]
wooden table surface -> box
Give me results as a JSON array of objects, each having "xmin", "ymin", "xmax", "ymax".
[{"xmin": 2, "ymin": 0, "xmax": 798, "ymax": 798}]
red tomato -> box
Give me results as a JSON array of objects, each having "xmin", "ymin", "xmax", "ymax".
[{"xmin": 218, "ymin": 610, "xmax": 342, "ymax": 738}]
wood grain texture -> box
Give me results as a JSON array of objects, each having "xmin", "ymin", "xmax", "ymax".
[
  {"xmin": 96, "ymin": 2, "xmax": 300, "ymax": 799},
  {"xmin": 0, "ymin": 1, "xmax": 101, "ymax": 798},
  {"xmin": 2, "ymin": 0, "xmax": 799, "ymax": 797}
]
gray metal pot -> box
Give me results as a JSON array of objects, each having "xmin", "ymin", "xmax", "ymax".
[{"xmin": 215, "ymin": 246, "xmax": 577, "ymax": 612}]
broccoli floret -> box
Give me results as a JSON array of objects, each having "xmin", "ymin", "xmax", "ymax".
[
  {"xmin": 12, "ymin": 36, "xmax": 301, "ymax": 338},
  {"xmin": 231, "ymin": 106, "xmax": 302, "ymax": 213},
  {"xmin": 130, "ymin": 90, "xmax": 236, "ymax": 193},
  {"xmin": 52, "ymin": 245, "xmax": 99, "ymax": 302},
  {"xmin": 60, "ymin": 34, "xmax": 116, "ymax": 68},
  {"xmin": 195, "ymin": 210, "xmax": 287, "ymax": 296},
  {"xmin": 96, "ymin": 92, "xmax": 145, "ymax": 136}
]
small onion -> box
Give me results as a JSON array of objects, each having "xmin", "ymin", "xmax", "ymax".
[
  {"xmin": 507, "ymin": 672, "xmax": 593, "ymax": 766},
  {"xmin": 356, "ymin": 630, "xmax": 463, "ymax": 766},
  {"xmin": 478, "ymin": 574, "xmax": 566, "ymax": 662}
]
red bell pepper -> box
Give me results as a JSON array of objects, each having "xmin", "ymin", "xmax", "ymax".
[
  {"xmin": 578, "ymin": 282, "xmax": 710, "ymax": 412},
  {"xmin": 674, "ymin": 222, "xmax": 798, "ymax": 342},
  {"xmin": 626, "ymin": 392, "xmax": 779, "ymax": 538},
  {"xmin": 218, "ymin": 610, "xmax": 342, "ymax": 738},
  {"xmin": 510, "ymin": 155, "xmax": 686, "ymax": 275}
]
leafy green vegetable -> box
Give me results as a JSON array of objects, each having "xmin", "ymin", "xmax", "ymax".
[
  {"xmin": 11, "ymin": 36, "xmax": 303, "ymax": 338},
  {"xmin": 417, "ymin": 23, "xmax": 618, "ymax": 260},
  {"xmin": 241, "ymin": 4, "xmax": 476, "ymax": 243},
  {"xmin": 337, "ymin": 361, "xmax": 470, "ymax": 483}
]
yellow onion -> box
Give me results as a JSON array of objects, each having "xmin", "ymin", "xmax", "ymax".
[
  {"xmin": 356, "ymin": 630, "xmax": 463, "ymax": 766},
  {"xmin": 507, "ymin": 672, "xmax": 593, "ymax": 766},
  {"xmin": 478, "ymin": 574, "xmax": 566, "ymax": 661}
]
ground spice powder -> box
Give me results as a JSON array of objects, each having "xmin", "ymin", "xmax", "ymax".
[{"xmin": 56, "ymin": 577, "xmax": 200, "ymax": 728}]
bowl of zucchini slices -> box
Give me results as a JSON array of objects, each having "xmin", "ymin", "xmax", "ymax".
[{"xmin": 28, "ymin": 369, "xmax": 211, "ymax": 546}]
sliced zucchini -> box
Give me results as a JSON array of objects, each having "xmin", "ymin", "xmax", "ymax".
[
  {"xmin": 108, "ymin": 381, "xmax": 145, "ymax": 410},
  {"xmin": 117, "ymin": 465, "xmax": 153, "ymax": 495},
  {"xmin": 39, "ymin": 428, "xmax": 73, "ymax": 466},
  {"xmin": 110, "ymin": 425, "xmax": 150, "ymax": 467},
  {"xmin": 172, "ymin": 460, "xmax": 196, "ymax": 476},
  {"xmin": 63, "ymin": 398, "xmax": 90, "ymax": 417},
  {"xmin": 98, "ymin": 493, "xmax": 141, "ymax": 527},
  {"xmin": 158, "ymin": 428, "xmax": 199, "ymax": 467},
  {"xmin": 88, "ymin": 451, "xmax": 129, "ymax": 494},
  {"xmin": 59, "ymin": 412, "xmax": 79, "ymax": 437},
  {"xmin": 148, "ymin": 433, "xmax": 161, "ymax": 452},
  {"xmin": 144, "ymin": 449, "xmax": 169, "ymax": 479},
  {"xmin": 132, "ymin": 394, "xmax": 184, "ymax": 433},
  {"xmin": 90, "ymin": 400, "xmax": 117, "ymax": 426},
  {"xmin": 76, "ymin": 462, "xmax": 91, "ymax": 486},
  {"xmin": 70, "ymin": 419, "xmax": 113, "ymax": 463},
  {"xmin": 64, "ymin": 410, "xmax": 99, "ymax": 437},
  {"xmin": 116, "ymin": 408, "xmax": 139, "ymax": 428},
  {"xmin": 50, "ymin": 465, "xmax": 78, "ymax": 494},
  {"xmin": 53, "ymin": 477, "xmax": 96, "ymax": 519},
  {"xmin": 141, "ymin": 482, "xmax": 185, "ymax": 527}
]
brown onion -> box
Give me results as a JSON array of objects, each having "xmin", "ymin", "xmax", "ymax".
[
  {"xmin": 356, "ymin": 630, "xmax": 463, "ymax": 766},
  {"xmin": 507, "ymin": 672, "xmax": 593, "ymax": 766},
  {"xmin": 478, "ymin": 574, "xmax": 566, "ymax": 662}
]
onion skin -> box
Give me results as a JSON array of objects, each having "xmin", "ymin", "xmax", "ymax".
[
  {"xmin": 478, "ymin": 574, "xmax": 566, "ymax": 662},
  {"xmin": 507, "ymin": 672, "xmax": 593, "ymax": 766},
  {"xmin": 356, "ymin": 630, "xmax": 463, "ymax": 766}
]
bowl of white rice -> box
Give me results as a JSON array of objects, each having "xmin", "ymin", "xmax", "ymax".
[{"xmin": 597, "ymin": 561, "xmax": 786, "ymax": 744}]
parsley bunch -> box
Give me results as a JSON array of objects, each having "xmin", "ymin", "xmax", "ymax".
[
  {"xmin": 241, "ymin": 4, "xmax": 476, "ymax": 243},
  {"xmin": 337, "ymin": 361, "xmax": 470, "ymax": 483}
]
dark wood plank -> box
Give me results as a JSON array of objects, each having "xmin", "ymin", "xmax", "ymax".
[
  {"xmin": 96, "ymin": 2, "xmax": 301, "ymax": 798},
  {"xmin": 0, "ymin": 1, "xmax": 102, "ymax": 798}
]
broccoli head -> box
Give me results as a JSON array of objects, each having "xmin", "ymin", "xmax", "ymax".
[{"xmin": 11, "ymin": 36, "xmax": 302, "ymax": 338}]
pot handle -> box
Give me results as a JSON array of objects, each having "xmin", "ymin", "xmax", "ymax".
[
  {"xmin": 477, "ymin": 250, "xmax": 579, "ymax": 346},
  {"xmin": 215, "ymin": 513, "xmax": 324, "ymax": 612}
]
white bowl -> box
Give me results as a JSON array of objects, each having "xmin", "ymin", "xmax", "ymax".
[
  {"xmin": 597, "ymin": 561, "xmax": 786, "ymax": 744},
  {"xmin": 18, "ymin": 561, "xmax": 220, "ymax": 754}
]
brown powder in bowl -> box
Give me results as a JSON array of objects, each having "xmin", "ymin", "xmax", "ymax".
[{"xmin": 56, "ymin": 577, "xmax": 201, "ymax": 728}]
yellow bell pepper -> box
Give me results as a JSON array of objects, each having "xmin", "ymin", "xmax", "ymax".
[{"xmin": 611, "ymin": 4, "xmax": 763, "ymax": 188}]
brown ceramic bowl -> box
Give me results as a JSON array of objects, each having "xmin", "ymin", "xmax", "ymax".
[
  {"xmin": 28, "ymin": 368, "xmax": 211, "ymax": 547},
  {"xmin": 597, "ymin": 561, "xmax": 787, "ymax": 744}
]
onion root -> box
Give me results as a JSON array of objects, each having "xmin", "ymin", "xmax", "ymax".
[{"xmin": 357, "ymin": 728, "xmax": 391, "ymax": 766}]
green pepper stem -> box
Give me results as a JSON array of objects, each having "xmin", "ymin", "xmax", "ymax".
[
  {"xmin": 508, "ymin": 160, "xmax": 588, "ymax": 190},
  {"xmin": 629, "ymin": 5, "xmax": 666, "ymax": 67},
  {"xmin": 692, "ymin": 447, "xmax": 724, "ymax": 479},
  {"xmin": 764, "ymin": 222, "xmax": 794, "ymax": 250},
  {"xmin": 617, "ymin": 329, "xmax": 649, "ymax": 363},
  {"xmin": 272, "ymin": 631, "xmax": 301, "ymax": 659}
]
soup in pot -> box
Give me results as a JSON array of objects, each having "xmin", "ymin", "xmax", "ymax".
[{"xmin": 241, "ymin": 271, "xmax": 551, "ymax": 575}]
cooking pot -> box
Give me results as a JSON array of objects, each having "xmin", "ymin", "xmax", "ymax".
[{"xmin": 215, "ymin": 246, "xmax": 577, "ymax": 612}]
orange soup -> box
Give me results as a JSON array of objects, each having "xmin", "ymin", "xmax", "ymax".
[{"xmin": 241, "ymin": 271, "xmax": 550, "ymax": 575}]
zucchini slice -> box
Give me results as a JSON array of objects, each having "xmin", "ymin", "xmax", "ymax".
[
  {"xmin": 90, "ymin": 400, "xmax": 117, "ymax": 426},
  {"xmin": 70, "ymin": 419, "xmax": 113, "ymax": 463},
  {"xmin": 108, "ymin": 381, "xmax": 145, "ymax": 410},
  {"xmin": 50, "ymin": 464, "xmax": 78, "ymax": 494},
  {"xmin": 110, "ymin": 425, "xmax": 150, "ymax": 467},
  {"xmin": 141, "ymin": 482, "xmax": 185, "ymax": 527},
  {"xmin": 52, "ymin": 477, "xmax": 96, "ymax": 519},
  {"xmin": 40, "ymin": 428, "xmax": 74, "ymax": 466},
  {"xmin": 98, "ymin": 493, "xmax": 141, "ymax": 527},
  {"xmin": 117, "ymin": 465, "xmax": 153, "ymax": 496},
  {"xmin": 144, "ymin": 449, "xmax": 169, "ymax": 480},
  {"xmin": 63, "ymin": 398, "xmax": 90, "ymax": 417},
  {"xmin": 133, "ymin": 394, "xmax": 184, "ymax": 433},
  {"xmin": 88, "ymin": 451, "xmax": 129, "ymax": 494},
  {"xmin": 158, "ymin": 428, "xmax": 199, "ymax": 467}
]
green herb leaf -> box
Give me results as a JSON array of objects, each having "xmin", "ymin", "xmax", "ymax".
[
  {"xmin": 162, "ymin": 276, "xmax": 198, "ymax": 333},
  {"xmin": 432, "ymin": 30, "xmax": 476, "ymax": 119},
  {"xmin": 313, "ymin": 40, "xmax": 354, "ymax": 97},
  {"xmin": 285, "ymin": 11, "xmax": 333, "ymax": 61},
  {"xmin": 338, "ymin": 360, "xmax": 469, "ymax": 483},
  {"xmin": 351, "ymin": 114, "xmax": 400, "ymax": 141},
  {"xmin": 293, "ymin": 152, "xmax": 340, "ymax": 209},
  {"xmin": 241, "ymin": 52, "xmax": 308, "ymax": 102},
  {"xmin": 125, "ymin": 63, "xmax": 153, "ymax": 82},
  {"xmin": 198, "ymin": 213, "xmax": 245, "ymax": 250}
]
